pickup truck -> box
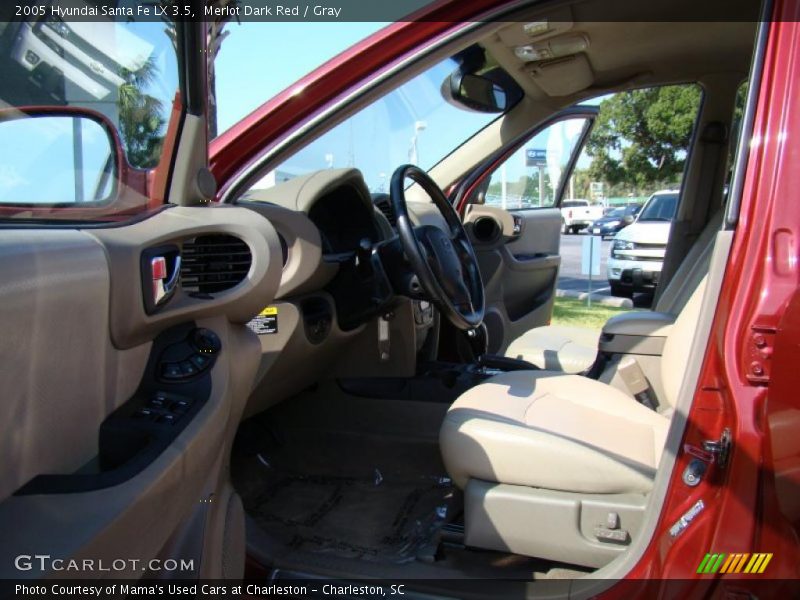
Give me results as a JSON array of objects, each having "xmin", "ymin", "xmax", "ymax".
[{"xmin": 560, "ymin": 199, "xmax": 605, "ymax": 234}]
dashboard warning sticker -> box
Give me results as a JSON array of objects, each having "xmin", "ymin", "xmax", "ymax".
[{"xmin": 248, "ymin": 306, "xmax": 278, "ymax": 335}]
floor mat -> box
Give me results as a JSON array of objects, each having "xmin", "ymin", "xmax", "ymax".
[{"xmin": 232, "ymin": 427, "xmax": 461, "ymax": 565}]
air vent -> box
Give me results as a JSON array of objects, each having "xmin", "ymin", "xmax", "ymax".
[
  {"xmin": 374, "ymin": 197, "xmax": 397, "ymax": 226},
  {"xmin": 472, "ymin": 217, "xmax": 501, "ymax": 243},
  {"xmin": 181, "ymin": 234, "xmax": 252, "ymax": 295}
]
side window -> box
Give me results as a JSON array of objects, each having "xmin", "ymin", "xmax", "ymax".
[
  {"xmin": 475, "ymin": 84, "xmax": 703, "ymax": 216},
  {"xmin": 0, "ymin": 10, "xmax": 179, "ymax": 221},
  {"xmin": 722, "ymin": 81, "xmax": 749, "ymax": 204},
  {"xmin": 576, "ymin": 84, "xmax": 702, "ymax": 208},
  {"xmin": 479, "ymin": 117, "xmax": 591, "ymax": 210}
]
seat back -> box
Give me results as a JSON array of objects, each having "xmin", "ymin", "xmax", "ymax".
[
  {"xmin": 655, "ymin": 209, "xmax": 723, "ymax": 315},
  {"xmin": 660, "ymin": 274, "xmax": 709, "ymax": 408}
]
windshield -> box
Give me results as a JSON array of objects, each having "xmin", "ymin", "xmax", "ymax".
[
  {"xmin": 249, "ymin": 56, "xmax": 503, "ymax": 193},
  {"xmin": 606, "ymin": 208, "xmax": 626, "ymax": 218},
  {"xmin": 638, "ymin": 193, "xmax": 678, "ymax": 222}
]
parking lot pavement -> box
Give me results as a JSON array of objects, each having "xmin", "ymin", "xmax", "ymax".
[
  {"xmin": 557, "ymin": 233, "xmax": 655, "ymax": 308},
  {"xmin": 558, "ymin": 233, "xmax": 613, "ymax": 298}
]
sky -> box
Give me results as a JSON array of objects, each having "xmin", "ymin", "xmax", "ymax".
[{"xmin": 215, "ymin": 22, "xmax": 389, "ymax": 134}]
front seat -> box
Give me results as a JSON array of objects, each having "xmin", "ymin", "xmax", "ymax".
[
  {"xmin": 440, "ymin": 275, "xmax": 708, "ymax": 568},
  {"xmin": 504, "ymin": 210, "xmax": 722, "ymax": 373}
]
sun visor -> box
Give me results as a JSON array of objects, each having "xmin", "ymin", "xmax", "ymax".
[{"xmin": 524, "ymin": 53, "xmax": 594, "ymax": 97}]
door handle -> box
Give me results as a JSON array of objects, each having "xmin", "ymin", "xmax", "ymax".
[{"xmin": 151, "ymin": 255, "xmax": 181, "ymax": 307}]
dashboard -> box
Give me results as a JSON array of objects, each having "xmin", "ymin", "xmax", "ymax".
[
  {"xmin": 235, "ymin": 167, "xmax": 440, "ymax": 415},
  {"xmin": 307, "ymin": 185, "xmax": 381, "ymax": 255}
]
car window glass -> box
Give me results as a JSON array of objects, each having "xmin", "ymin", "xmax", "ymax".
[
  {"xmin": 240, "ymin": 52, "xmax": 511, "ymax": 194},
  {"xmin": 573, "ymin": 84, "xmax": 702, "ymax": 209},
  {"xmin": 210, "ymin": 22, "xmax": 387, "ymax": 138},
  {"xmin": 638, "ymin": 193, "xmax": 678, "ymax": 221},
  {"xmin": 722, "ymin": 81, "xmax": 749, "ymax": 204},
  {"xmin": 472, "ymin": 84, "xmax": 702, "ymax": 214},
  {"xmin": 479, "ymin": 117, "xmax": 592, "ymax": 209},
  {"xmin": 0, "ymin": 8, "xmax": 179, "ymax": 220}
]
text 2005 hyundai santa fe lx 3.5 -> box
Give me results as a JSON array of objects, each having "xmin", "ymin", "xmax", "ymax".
[{"xmin": 0, "ymin": 0, "xmax": 798, "ymax": 598}]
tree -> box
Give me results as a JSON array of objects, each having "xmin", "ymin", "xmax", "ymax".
[
  {"xmin": 206, "ymin": 15, "xmax": 234, "ymax": 139},
  {"xmin": 585, "ymin": 85, "xmax": 701, "ymax": 192},
  {"xmin": 162, "ymin": 2, "xmax": 238, "ymax": 139},
  {"xmin": 118, "ymin": 56, "xmax": 165, "ymax": 169}
]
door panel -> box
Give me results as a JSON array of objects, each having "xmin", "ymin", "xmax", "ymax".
[
  {"xmin": 0, "ymin": 207, "xmax": 283, "ymax": 579},
  {"xmin": 461, "ymin": 110, "xmax": 596, "ymax": 354},
  {"xmin": 464, "ymin": 206, "xmax": 562, "ymax": 353}
]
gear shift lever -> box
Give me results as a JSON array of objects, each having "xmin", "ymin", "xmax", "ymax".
[
  {"xmin": 463, "ymin": 322, "xmax": 540, "ymax": 372},
  {"xmin": 463, "ymin": 323, "xmax": 488, "ymax": 360}
]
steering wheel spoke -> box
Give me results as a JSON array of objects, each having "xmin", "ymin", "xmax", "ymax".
[{"xmin": 390, "ymin": 165, "xmax": 485, "ymax": 331}]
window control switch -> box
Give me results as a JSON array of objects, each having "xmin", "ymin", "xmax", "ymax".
[
  {"xmin": 171, "ymin": 399, "xmax": 191, "ymax": 413},
  {"xmin": 149, "ymin": 396, "xmax": 167, "ymax": 408}
]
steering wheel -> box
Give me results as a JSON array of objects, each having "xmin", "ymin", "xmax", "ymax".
[{"xmin": 390, "ymin": 164, "xmax": 485, "ymax": 331}]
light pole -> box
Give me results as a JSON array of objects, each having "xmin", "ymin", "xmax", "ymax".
[{"xmin": 408, "ymin": 120, "xmax": 427, "ymax": 164}]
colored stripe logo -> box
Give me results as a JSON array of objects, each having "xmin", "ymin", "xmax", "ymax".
[{"xmin": 697, "ymin": 552, "xmax": 773, "ymax": 574}]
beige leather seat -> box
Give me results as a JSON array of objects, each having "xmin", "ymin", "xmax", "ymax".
[
  {"xmin": 443, "ymin": 276, "xmax": 704, "ymax": 492},
  {"xmin": 504, "ymin": 210, "xmax": 723, "ymax": 373},
  {"xmin": 505, "ymin": 325, "xmax": 602, "ymax": 373},
  {"xmin": 441, "ymin": 372, "xmax": 669, "ymax": 494},
  {"xmin": 440, "ymin": 275, "xmax": 708, "ymax": 566}
]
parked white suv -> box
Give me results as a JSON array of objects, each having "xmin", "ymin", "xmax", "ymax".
[{"xmin": 607, "ymin": 190, "xmax": 679, "ymax": 297}]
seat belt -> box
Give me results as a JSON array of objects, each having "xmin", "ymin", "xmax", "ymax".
[{"xmin": 617, "ymin": 356, "xmax": 658, "ymax": 410}]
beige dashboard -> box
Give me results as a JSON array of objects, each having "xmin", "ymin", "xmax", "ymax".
[{"xmin": 235, "ymin": 168, "xmax": 444, "ymax": 415}]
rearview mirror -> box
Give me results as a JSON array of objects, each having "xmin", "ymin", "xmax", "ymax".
[
  {"xmin": 447, "ymin": 72, "xmax": 509, "ymax": 113},
  {"xmin": 0, "ymin": 108, "xmax": 121, "ymax": 205}
]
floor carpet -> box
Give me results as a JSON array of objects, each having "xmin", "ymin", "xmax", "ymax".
[{"xmin": 232, "ymin": 426, "xmax": 461, "ymax": 564}]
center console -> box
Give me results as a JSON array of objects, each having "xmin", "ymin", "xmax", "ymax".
[
  {"xmin": 338, "ymin": 353, "xmax": 538, "ymax": 405},
  {"xmin": 598, "ymin": 311, "xmax": 676, "ymax": 356},
  {"xmin": 595, "ymin": 311, "xmax": 677, "ymax": 409}
]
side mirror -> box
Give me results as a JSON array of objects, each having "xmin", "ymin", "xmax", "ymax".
[
  {"xmin": 0, "ymin": 107, "xmax": 122, "ymax": 205},
  {"xmin": 623, "ymin": 215, "xmax": 635, "ymax": 225},
  {"xmin": 447, "ymin": 72, "xmax": 509, "ymax": 113}
]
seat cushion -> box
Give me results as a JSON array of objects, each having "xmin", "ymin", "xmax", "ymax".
[
  {"xmin": 440, "ymin": 371, "xmax": 670, "ymax": 494},
  {"xmin": 504, "ymin": 325, "xmax": 600, "ymax": 373}
]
